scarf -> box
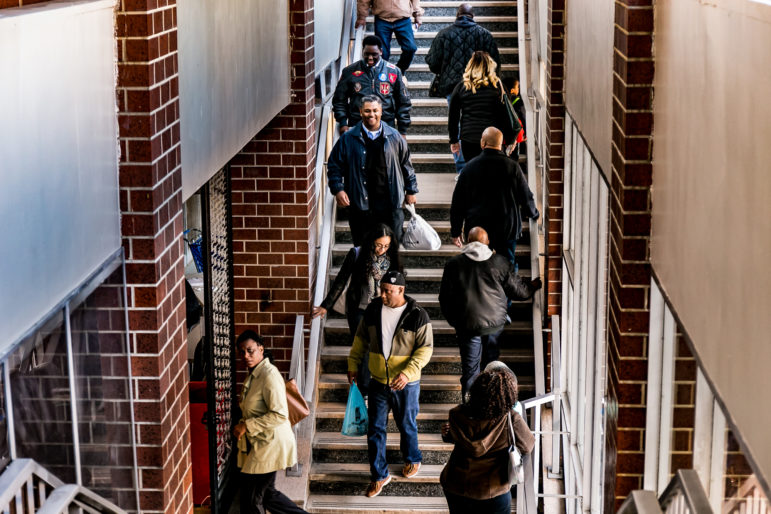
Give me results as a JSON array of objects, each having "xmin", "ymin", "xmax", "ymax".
[{"xmin": 366, "ymin": 252, "xmax": 390, "ymax": 301}]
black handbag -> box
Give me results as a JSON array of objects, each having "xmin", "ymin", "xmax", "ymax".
[{"xmin": 429, "ymin": 75, "xmax": 442, "ymax": 98}]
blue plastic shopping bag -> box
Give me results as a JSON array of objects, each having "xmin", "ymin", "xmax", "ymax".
[{"xmin": 341, "ymin": 382, "xmax": 368, "ymax": 437}]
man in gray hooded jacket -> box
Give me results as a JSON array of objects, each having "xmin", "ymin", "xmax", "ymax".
[{"xmin": 439, "ymin": 227, "xmax": 541, "ymax": 400}]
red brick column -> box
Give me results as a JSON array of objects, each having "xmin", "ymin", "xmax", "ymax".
[
  {"xmin": 607, "ymin": 1, "xmax": 655, "ymax": 508},
  {"xmin": 230, "ymin": 0, "xmax": 317, "ymax": 376},
  {"xmin": 544, "ymin": 0, "xmax": 567, "ymax": 383},
  {"xmin": 116, "ymin": 2, "xmax": 192, "ymax": 513}
]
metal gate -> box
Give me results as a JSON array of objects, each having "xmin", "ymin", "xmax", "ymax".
[{"xmin": 201, "ymin": 167, "xmax": 236, "ymax": 513}]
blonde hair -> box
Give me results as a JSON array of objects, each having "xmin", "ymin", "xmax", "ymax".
[{"xmin": 462, "ymin": 51, "xmax": 500, "ymax": 93}]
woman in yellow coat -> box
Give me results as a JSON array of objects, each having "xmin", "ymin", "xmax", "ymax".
[{"xmin": 233, "ymin": 330, "xmax": 308, "ymax": 514}]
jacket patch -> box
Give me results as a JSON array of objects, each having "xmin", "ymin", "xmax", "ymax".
[
  {"xmin": 379, "ymin": 82, "xmax": 391, "ymax": 95},
  {"xmin": 354, "ymin": 82, "xmax": 362, "ymax": 92},
  {"xmin": 388, "ymin": 73, "xmax": 397, "ymax": 84},
  {"xmin": 353, "ymin": 70, "xmax": 364, "ymax": 76},
  {"xmin": 379, "ymin": 72, "xmax": 387, "ymax": 81},
  {"xmin": 386, "ymin": 62, "xmax": 397, "ymax": 69}
]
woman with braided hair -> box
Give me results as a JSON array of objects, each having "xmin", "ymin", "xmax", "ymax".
[
  {"xmin": 440, "ymin": 370, "xmax": 535, "ymax": 513},
  {"xmin": 311, "ymin": 223, "xmax": 402, "ymax": 395}
]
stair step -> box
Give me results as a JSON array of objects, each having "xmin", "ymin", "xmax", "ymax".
[
  {"xmin": 411, "ymin": 116, "xmax": 448, "ymax": 125},
  {"xmin": 367, "ymin": 15, "xmax": 516, "ymax": 23},
  {"xmin": 413, "ymin": 30, "xmax": 518, "ymax": 40},
  {"xmin": 332, "ymin": 243, "xmax": 529, "ymax": 257},
  {"xmin": 324, "ymin": 317, "xmax": 532, "ymax": 334},
  {"xmin": 320, "ymin": 346, "xmax": 536, "ymax": 382},
  {"xmin": 392, "ymin": 46, "xmax": 518, "ymax": 56},
  {"xmin": 306, "ymin": 494, "xmax": 450, "ymax": 513},
  {"xmin": 408, "ymin": 63, "xmax": 518, "ymax": 73},
  {"xmin": 406, "ymin": 134, "xmax": 450, "ymax": 144},
  {"xmin": 411, "ymin": 153, "xmax": 455, "ymax": 164},
  {"xmin": 316, "ymin": 401, "xmax": 457, "ymax": 420},
  {"xmin": 320, "ymin": 373, "xmax": 462, "ymax": 391},
  {"xmin": 314, "ymin": 431, "xmax": 451, "ymax": 451},
  {"xmin": 311, "ymin": 462, "xmax": 444, "ymax": 484}
]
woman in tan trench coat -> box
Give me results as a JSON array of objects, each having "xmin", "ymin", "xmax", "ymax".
[{"xmin": 233, "ymin": 330, "xmax": 308, "ymax": 514}]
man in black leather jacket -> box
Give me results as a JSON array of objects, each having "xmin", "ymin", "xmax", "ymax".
[
  {"xmin": 439, "ymin": 227, "xmax": 541, "ymax": 400},
  {"xmin": 327, "ymin": 95, "xmax": 418, "ymax": 245},
  {"xmin": 333, "ymin": 35, "xmax": 412, "ymax": 135}
]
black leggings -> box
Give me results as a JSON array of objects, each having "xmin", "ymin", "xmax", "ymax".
[
  {"xmin": 240, "ymin": 471, "xmax": 308, "ymax": 514},
  {"xmin": 461, "ymin": 140, "xmax": 483, "ymax": 163}
]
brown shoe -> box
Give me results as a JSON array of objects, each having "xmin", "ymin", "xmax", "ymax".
[
  {"xmin": 365, "ymin": 475, "xmax": 392, "ymax": 497},
  {"xmin": 402, "ymin": 462, "xmax": 421, "ymax": 478}
]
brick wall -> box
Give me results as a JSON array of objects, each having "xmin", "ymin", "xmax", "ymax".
[
  {"xmin": 545, "ymin": 0, "xmax": 566, "ymax": 320},
  {"xmin": 230, "ymin": 0, "xmax": 317, "ymax": 378},
  {"xmin": 0, "ymin": 0, "xmax": 45, "ymax": 7},
  {"xmin": 607, "ymin": 0, "xmax": 655, "ymax": 508},
  {"xmin": 116, "ymin": 1, "xmax": 192, "ymax": 512},
  {"xmin": 670, "ymin": 334, "xmax": 696, "ymax": 473}
]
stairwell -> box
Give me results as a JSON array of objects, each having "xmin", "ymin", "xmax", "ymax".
[{"xmin": 306, "ymin": 2, "xmax": 530, "ymax": 511}]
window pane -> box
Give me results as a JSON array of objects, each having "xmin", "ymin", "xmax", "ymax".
[
  {"xmin": 8, "ymin": 310, "xmax": 76, "ymax": 483},
  {"xmin": 69, "ymin": 264, "xmax": 136, "ymax": 510}
]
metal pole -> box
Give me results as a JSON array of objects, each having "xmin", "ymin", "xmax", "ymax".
[
  {"xmin": 643, "ymin": 281, "xmax": 665, "ymax": 490},
  {"xmin": 550, "ymin": 315, "xmax": 562, "ymax": 477},
  {"xmin": 64, "ymin": 304, "xmax": 82, "ymax": 485}
]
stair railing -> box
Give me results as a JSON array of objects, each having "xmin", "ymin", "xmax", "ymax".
[
  {"xmin": 299, "ymin": 0, "xmax": 364, "ymax": 404},
  {"xmin": 722, "ymin": 475, "xmax": 770, "ymax": 514},
  {"xmin": 0, "ymin": 458, "xmax": 125, "ymax": 513},
  {"xmin": 619, "ymin": 469, "xmax": 713, "ymax": 514}
]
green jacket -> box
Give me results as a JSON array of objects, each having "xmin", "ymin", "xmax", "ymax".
[
  {"xmin": 237, "ymin": 358, "xmax": 297, "ymax": 474},
  {"xmin": 348, "ymin": 296, "xmax": 434, "ymax": 385}
]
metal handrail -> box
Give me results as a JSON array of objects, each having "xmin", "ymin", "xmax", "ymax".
[
  {"xmin": 618, "ymin": 490, "xmax": 664, "ymax": 514},
  {"xmin": 299, "ymin": 14, "xmax": 364, "ymax": 404},
  {"xmin": 659, "ymin": 469, "xmax": 713, "ymax": 514},
  {"xmin": 0, "ymin": 458, "xmax": 125, "ymax": 514}
]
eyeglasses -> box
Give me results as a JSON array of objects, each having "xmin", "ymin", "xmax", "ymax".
[{"xmin": 374, "ymin": 243, "xmax": 390, "ymax": 250}]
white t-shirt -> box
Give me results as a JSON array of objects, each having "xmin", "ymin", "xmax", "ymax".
[{"xmin": 381, "ymin": 303, "xmax": 408, "ymax": 359}]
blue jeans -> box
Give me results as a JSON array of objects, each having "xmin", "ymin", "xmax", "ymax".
[
  {"xmin": 367, "ymin": 380, "xmax": 422, "ymax": 480},
  {"xmin": 446, "ymin": 95, "xmax": 466, "ymax": 173},
  {"xmin": 456, "ymin": 328, "xmax": 504, "ymax": 398},
  {"xmin": 444, "ymin": 490, "xmax": 511, "ymax": 514},
  {"xmin": 375, "ymin": 17, "xmax": 417, "ymax": 72}
]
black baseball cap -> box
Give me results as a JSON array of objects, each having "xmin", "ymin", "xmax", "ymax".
[{"xmin": 382, "ymin": 270, "xmax": 406, "ymax": 286}]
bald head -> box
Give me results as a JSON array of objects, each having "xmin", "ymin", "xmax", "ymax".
[
  {"xmin": 480, "ymin": 127, "xmax": 504, "ymax": 150},
  {"xmin": 457, "ymin": 3, "xmax": 473, "ymax": 17},
  {"xmin": 467, "ymin": 227, "xmax": 489, "ymax": 245}
]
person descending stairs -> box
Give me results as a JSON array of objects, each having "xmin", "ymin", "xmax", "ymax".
[{"xmin": 306, "ymin": 1, "xmax": 531, "ymax": 512}]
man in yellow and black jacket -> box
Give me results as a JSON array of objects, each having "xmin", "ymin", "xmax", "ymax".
[{"xmin": 347, "ymin": 270, "xmax": 433, "ymax": 498}]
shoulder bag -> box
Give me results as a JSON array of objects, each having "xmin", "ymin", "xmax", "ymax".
[
  {"xmin": 285, "ymin": 378, "xmax": 310, "ymax": 426},
  {"xmin": 507, "ymin": 411, "xmax": 525, "ymax": 485}
]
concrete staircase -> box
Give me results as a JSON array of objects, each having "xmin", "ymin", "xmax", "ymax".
[{"xmin": 306, "ymin": 2, "xmax": 526, "ymax": 511}]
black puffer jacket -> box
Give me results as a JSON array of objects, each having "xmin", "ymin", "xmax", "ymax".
[
  {"xmin": 448, "ymin": 81, "xmax": 513, "ymax": 144},
  {"xmin": 425, "ymin": 16, "xmax": 501, "ymax": 97},
  {"xmin": 439, "ymin": 244, "xmax": 535, "ymax": 334}
]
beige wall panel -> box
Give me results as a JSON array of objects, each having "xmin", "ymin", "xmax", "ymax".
[
  {"xmin": 178, "ymin": 0, "xmax": 291, "ymax": 200},
  {"xmin": 651, "ymin": 0, "xmax": 771, "ymax": 483},
  {"xmin": 565, "ymin": 0, "xmax": 614, "ymax": 176}
]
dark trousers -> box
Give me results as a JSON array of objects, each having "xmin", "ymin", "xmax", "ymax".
[
  {"xmin": 461, "ymin": 140, "xmax": 483, "ymax": 163},
  {"xmin": 239, "ymin": 471, "xmax": 308, "ymax": 514},
  {"xmin": 456, "ymin": 328, "xmax": 504, "ymax": 398},
  {"xmin": 347, "ymin": 308, "xmax": 370, "ymax": 395},
  {"xmin": 368, "ymin": 380, "xmax": 422, "ymax": 480},
  {"xmin": 444, "ymin": 490, "xmax": 511, "ymax": 514},
  {"xmin": 348, "ymin": 205, "xmax": 405, "ymax": 246},
  {"xmin": 375, "ymin": 17, "xmax": 417, "ymax": 72}
]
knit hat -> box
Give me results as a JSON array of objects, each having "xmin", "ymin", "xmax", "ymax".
[{"xmin": 382, "ymin": 270, "xmax": 406, "ymax": 286}]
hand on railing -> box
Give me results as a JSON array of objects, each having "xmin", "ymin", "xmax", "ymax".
[{"xmin": 311, "ymin": 306, "xmax": 328, "ymax": 319}]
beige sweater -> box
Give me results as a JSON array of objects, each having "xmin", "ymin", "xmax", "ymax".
[
  {"xmin": 357, "ymin": 0, "xmax": 424, "ymax": 24},
  {"xmin": 236, "ymin": 358, "xmax": 297, "ymax": 474}
]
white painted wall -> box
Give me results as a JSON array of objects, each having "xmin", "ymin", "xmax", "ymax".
[
  {"xmin": 315, "ymin": 0, "xmax": 347, "ymax": 73},
  {"xmin": 177, "ymin": 0, "xmax": 291, "ymax": 200},
  {"xmin": 565, "ymin": 0, "xmax": 614, "ymax": 177},
  {"xmin": 652, "ymin": 0, "xmax": 771, "ymax": 486},
  {"xmin": 0, "ymin": 0, "xmax": 121, "ymax": 350}
]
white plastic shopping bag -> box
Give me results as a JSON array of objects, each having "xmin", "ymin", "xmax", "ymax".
[{"xmin": 402, "ymin": 203, "xmax": 442, "ymax": 250}]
